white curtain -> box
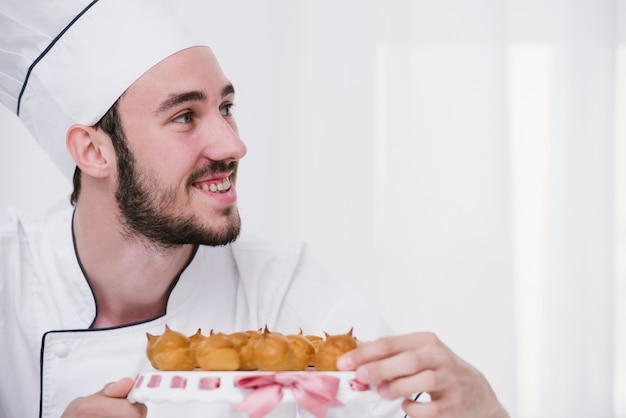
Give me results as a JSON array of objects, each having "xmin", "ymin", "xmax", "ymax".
[
  {"xmin": 0, "ymin": 1, "xmax": 624, "ymax": 417},
  {"xmin": 507, "ymin": 1, "xmax": 618, "ymax": 417}
]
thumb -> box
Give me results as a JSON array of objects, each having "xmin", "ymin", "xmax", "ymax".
[{"xmin": 101, "ymin": 377, "xmax": 136, "ymax": 399}]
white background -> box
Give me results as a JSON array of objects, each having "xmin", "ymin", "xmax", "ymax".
[{"xmin": 1, "ymin": 1, "xmax": 625, "ymax": 417}]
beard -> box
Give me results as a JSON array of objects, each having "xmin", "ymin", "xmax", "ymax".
[{"xmin": 114, "ymin": 149, "xmax": 241, "ymax": 249}]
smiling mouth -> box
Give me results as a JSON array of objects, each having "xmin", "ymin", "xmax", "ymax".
[{"xmin": 194, "ymin": 176, "xmax": 232, "ymax": 193}]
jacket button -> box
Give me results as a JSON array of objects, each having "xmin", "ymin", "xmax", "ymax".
[{"xmin": 54, "ymin": 343, "xmax": 69, "ymax": 358}]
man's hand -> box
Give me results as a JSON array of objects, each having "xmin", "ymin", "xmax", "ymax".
[
  {"xmin": 61, "ymin": 377, "xmax": 147, "ymax": 418},
  {"xmin": 337, "ymin": 332, "xmax": 509, "ymax": 418}
]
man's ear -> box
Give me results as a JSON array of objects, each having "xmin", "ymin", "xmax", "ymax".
[{"xmin": 66, "ymin": 124, "xmax": 114, "ymax": 178}]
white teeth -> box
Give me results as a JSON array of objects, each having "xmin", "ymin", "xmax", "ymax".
[{"xmin": 198, "ymin": 176, "xmax": 231, "ymax": 193}]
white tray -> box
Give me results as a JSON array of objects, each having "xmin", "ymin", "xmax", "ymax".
[{"xmin": 128, "ymin": 370, "xmax": 381, "ymax": 417}]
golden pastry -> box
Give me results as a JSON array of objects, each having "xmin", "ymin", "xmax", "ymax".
[
  {"xmin": 286, "ymin": 330, "xmax": 315, "ymax": 371},
  {"xmin": 146, "ymin": 325, "xmax": 195, "ymax": 371},
  {"xmin": 195, "ymin": 330, "xmax": 240, "ymax": 371},
  {"xmin": 238, "ymin": 329, "xmax": 262, "ymax": 371},
  {"xmin": 188, "ymin": 328, "xmax": 207, "ymax": 368},
  {"xmin": 313, "ymin": 328, "xmax": 357, "ymax": 371},
  {"xmin": 145, "ymin": 325, "xmax": 358, "ymax": 371},
  {"xmin": 253, "ymin": 326, "xmax": 294, "ymax": 371},
  {"xmin": 305, "ymin": 334, "xmax": 324, "ymax": 353}
]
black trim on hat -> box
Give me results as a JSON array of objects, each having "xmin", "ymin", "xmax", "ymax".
[{"xmin": 17, "ymin": 0, "xmax": 100, "ymax": 116}]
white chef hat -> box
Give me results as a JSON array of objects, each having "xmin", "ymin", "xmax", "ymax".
[{"xmin": 0, "ymin": 0, "xmax": 208, "ymax": 180}]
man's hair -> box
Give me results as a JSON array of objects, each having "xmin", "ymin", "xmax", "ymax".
[{"xmin": 70, "ymin": 100, "xmax": 124, "ymax": 205}]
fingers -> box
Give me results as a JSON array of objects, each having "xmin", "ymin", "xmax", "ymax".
[
  {"xmin": 339, "ymin": 332, "xmax": 444, "ymax": 370},
  {"xmin": 401, "ymin": 397, "xmax": 443, "ymax": 418},
  {"xmin": 377, "ymin": 368, "xmax": 443, "ymax": 399},
  {"xmin": 102, "ymin": 378, "xmax": 147, "ymax": 418},
  {"xmin": 338, "ymin": 332, "xmax": 450, "ymax": 384},
  {"xmin": 68, "ymin": 398, "xmax": 146, "ymax": 418},
  {"xmin": 338, "ymin": 332, "xmax": 509, "ymax": 418},
  {"xmin": 101, "ymin": 377, "xmax": 136, "ymax": 398},
  {"xmin": 62, "ymin": 384, "xmax": 147, "ymax": 418}
]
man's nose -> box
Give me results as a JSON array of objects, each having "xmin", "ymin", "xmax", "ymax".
[{"xmin": 200, "ymin": 117, "xmax": 247, "ymax": 163}]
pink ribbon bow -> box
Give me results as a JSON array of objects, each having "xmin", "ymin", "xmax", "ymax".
[{"xmin": 233, "ymin": 374, "xmax": 344, "ymax": 418}]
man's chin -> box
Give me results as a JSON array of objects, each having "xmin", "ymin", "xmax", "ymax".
[
  {"xmin": 127, "ymin": 213, "xmax": 242, "ymax": 248},
  {"xmin": 198, "ymin": 227, "xmax": 241, "ymax": 247},
  {"xmin": 192, "ymin": 215, "xmax": 242, "ymax": 247}
]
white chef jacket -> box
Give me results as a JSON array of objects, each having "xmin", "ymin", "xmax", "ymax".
[{"xmin": 0, "ymin": 202, "xmax": 401, "ymax": 418}]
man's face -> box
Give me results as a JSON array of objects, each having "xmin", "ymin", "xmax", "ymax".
[{"xmin": 113, "ymin": 46, "xmax": 247, "ymax": 247}]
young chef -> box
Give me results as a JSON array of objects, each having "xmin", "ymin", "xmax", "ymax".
[{"xmin": 0, "ymin": 1, "xmax": 509, "ymax": 417}]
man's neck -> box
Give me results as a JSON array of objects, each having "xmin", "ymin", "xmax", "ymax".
[{"xmin": 72, "ymin": 204, "xmax": 196, "ymax": 329}]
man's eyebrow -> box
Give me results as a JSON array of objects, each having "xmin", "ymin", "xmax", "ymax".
[
  {"xmin": 222, "ymin": 83, "xmax": 235, "ymax": 98},
  {"xmin": 153, "ymin": 84, "xmax": 235, "ymax": 116},
  {"xmin": 154, "ymin": 90, "xmax": 206, "ymax": 115}
]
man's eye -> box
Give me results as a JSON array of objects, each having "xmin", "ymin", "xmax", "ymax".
[
  {"xmin": 173, "ymin": 112, "xmax": 193, "ymax": 124},
  {"xmin": 220, "ymin": 103, "xmax": 234, "ymax": 117}
]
